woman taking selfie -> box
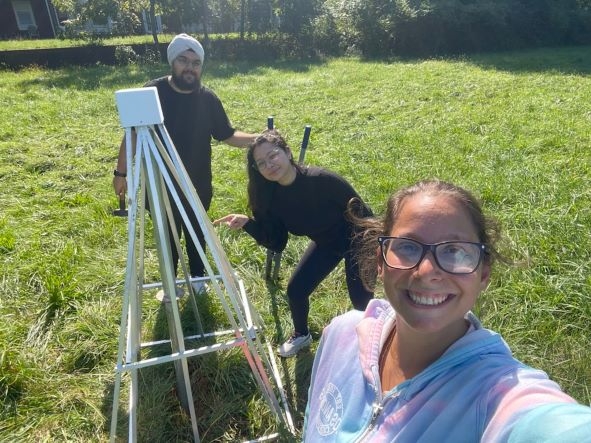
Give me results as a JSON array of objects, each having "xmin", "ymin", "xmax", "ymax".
[{"xmin": 303, "ymin": 179, "xmax": 591, "ymax": 442}]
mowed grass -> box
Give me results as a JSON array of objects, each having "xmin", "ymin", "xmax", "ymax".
[
  {"xmin": 0, "ymin": 34, "xmax": 174, "ymax": 50},
  {"xmin": 1, "ymin": 45, "xmax": 590, "ymax": 441}
]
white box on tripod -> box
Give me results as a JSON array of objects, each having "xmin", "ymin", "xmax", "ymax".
[{"xmin": 115, "ymin": 86, "xmax": 164, "ymax": 127}]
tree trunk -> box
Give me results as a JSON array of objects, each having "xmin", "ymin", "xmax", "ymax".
[
  {"xmin": 240, "ymin": 0, "xmax": 245, "ymax": 40},
  {"xmin": 149, "ymin": 0, "xmax": 163, "ymax": 62},
  {"xmin": 202, "ymin": 0, "xmax": 210, "ymax": 46}
]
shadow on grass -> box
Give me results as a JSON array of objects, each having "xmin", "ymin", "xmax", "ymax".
[
  {"xmin": 364, "ymin": 45, "xmax": 591, "ymax": 76},
  {"xmin": 13, "ymin": 57, "xmax": 328, "ymax": 92},
  {"xmin": 103, "ymin": 284, "xmax": 299, "ymax": 441},
  {"xmin": 265, "ymin": 276, "xmax": 287, "ymax": 342},
  {"xmin": 460, "ymin": 45, "xmax": 591, "ymax": 76},
  {"xmin": 265, "ymin": 276, "xmax": 315, "ymax": 434},
  {"xmin": 102, "ymin": 292, "xmax": 216, "ymax": 441},
  {"xmin": 8, "ymin": 45, "xmax": 591, "ymax": 96},
  {"xmin": 290, "ymin": 348, "xmax": 315, "ymax": 431}
]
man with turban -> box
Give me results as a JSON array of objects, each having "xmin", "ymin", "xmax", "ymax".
[{"xmin": 113, "ymin": 33, "xmax": 257, "ymax": 299}]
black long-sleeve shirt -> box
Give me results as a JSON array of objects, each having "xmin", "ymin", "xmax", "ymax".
[{"xmin": 243, "ymin": 167, "xmax": 371, "ymax": 253}]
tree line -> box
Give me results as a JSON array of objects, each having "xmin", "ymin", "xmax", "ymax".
[{"xmin": 52, "ymin": 0, "xmax": 591, "ymax": 57}]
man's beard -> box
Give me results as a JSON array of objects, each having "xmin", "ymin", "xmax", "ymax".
[{"xmin": 171, "ymin": 71, "xmax": 201, "ymax": 92}]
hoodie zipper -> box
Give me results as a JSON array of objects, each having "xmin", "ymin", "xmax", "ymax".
[
  {"xmin": 349, "ymin": 310, "xmax": 503, "ymax": 442},
  {"xmin": 353, "ymin": 365, "xmax": 399, "ymax": 443}
]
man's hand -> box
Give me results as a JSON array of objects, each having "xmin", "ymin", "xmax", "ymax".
[
  {"xmin": 113, "ymin": 175, "xmax": 127, "ymax": 198},
  {"xmin": 113, "ymin": 133, "xmax": 134, "ymax": 198}
]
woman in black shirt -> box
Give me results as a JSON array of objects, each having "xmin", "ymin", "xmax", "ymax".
[{"xmin": 214, "ymin": 130, "xmax": 374, "ymax": 357}]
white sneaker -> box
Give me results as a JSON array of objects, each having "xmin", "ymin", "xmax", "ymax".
[
  {"xmin": 191, "ymin": 280, "xmax": 208, "ymax": 295},
  {"xmin": 277, "ymin": 333, "xmax": 312, "ymax": 358},
  {"xmin": 155, "ymin": 285, "xmax": 184, "ymax": 303}
]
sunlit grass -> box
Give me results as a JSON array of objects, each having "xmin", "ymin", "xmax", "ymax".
[{"xmin": 0, "ymin": 33, "xmax": 242, "ymax": 51}]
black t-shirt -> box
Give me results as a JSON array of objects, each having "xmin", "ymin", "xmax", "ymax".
[
  {"xmin": 145, "ymin": 76, "xmax": 235, "ymax": 204},
  {"xmin": 243, "ymin": 167, "xmax": 372, "ymax": 253}
]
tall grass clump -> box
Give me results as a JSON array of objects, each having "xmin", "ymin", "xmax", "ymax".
[{"xmin": 1, "ymin": 45, "xmax": 590, "ymax": 441}]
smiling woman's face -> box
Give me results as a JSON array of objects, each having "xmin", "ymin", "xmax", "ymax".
[
  {"xmin": 378, "ymin": 192, "xmax": 490, "ymax": 338},
  {"xmin": 252, "ymin": 142, "xmax": 294, "ymax": 184}
]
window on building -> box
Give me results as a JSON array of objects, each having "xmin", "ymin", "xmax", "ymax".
[
  {"xmin": 142, "ymin": 10, "xmax": 162, "ymax": 33},
  {"xmin": 12, "ymin": 0, "xmax": 36, "ymax": 31}
]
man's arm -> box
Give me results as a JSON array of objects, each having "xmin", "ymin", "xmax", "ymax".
[
  {"xmin": 112, "ymin": 131, "xmax": 137, "ymax": 197},
  {"xmin": 223, "ymin": 130, "xmax": 257, "ymax": 148}
]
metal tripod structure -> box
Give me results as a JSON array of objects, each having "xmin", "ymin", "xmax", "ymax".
[{"xmin": 109, "ymin": 87, "xmax": 294, "ymax": 442}]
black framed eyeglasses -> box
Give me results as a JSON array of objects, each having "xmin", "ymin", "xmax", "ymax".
[
  {"xmin": 377, "ymin": 236, "xmax": 487, "ymax": 275},
  {"xmin": 175, "ymin": 56, "xmax": 201, "ymax": 69},
  {"xmin": 253, "ymin": 148, "xmax": 282, "ymax": 171}
]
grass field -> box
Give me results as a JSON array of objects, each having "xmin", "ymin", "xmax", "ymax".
[
  {"xmin": 0, "ymin": 33, "xmax": 241, "ymax": 51},
  {"xmin": 1, "ymin": 45, "xmax": 590, "ymax": 441},
  {"xmin": 0, "ymin": 34, "xmax": 173, "ymax": 50}
]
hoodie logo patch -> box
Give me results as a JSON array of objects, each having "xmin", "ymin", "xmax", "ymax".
[{"xmin": 316, "ymin": 382, "xmax": 343, "ymax": 436}]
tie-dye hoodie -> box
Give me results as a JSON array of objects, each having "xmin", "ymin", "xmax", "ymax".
[{"xmin": 303, "ymin": 299, "xmax": 591, "ymax": 442}]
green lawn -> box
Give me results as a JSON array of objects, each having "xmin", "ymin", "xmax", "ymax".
[
  {"xmin": 0, "ymin": 34, "xmax": 172, "ymax": 50},
  {"xmin": 0, "ymin": 33, "xmax": 242, "ymax": 51},
  {"xmin": 1, "ymin": 45, "xmax": 590, "ymax": 441}
]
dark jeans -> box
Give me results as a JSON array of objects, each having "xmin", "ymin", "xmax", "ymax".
[
  {"xmin": 149, "ymin": 190, "xmax": 210, "ymax": 278},
  {"xmin": 286, "ymin": 240, "xmax": 374, "ymax": 336},
  {"xmin": 169, "ymin": 202, "xmax": 206, "ymax": 277}
]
